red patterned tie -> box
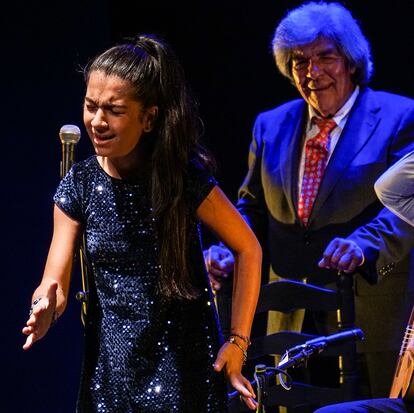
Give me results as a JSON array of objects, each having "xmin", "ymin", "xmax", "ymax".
[{"xmin": 298, "ymin": 117, "xmax": 337, "ymax": 226}]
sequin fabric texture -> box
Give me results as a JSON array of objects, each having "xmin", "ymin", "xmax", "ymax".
[{"xmin": 54, "ymin": 156, "xmax": 228, "ymax": 413}]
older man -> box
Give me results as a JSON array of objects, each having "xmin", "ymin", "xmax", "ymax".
[{"xmin": 205, "ymin": 1, "xmax": 414, "ymax": 400}]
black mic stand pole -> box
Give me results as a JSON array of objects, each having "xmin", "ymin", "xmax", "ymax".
[{"xmin": 255, "ymin": 364, "xmax": 267, "ymax": 413}]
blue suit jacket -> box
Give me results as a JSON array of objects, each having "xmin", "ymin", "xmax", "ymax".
[{"xmin": 237, "ymin": 87, "xmax": 414, "ymax": 351}]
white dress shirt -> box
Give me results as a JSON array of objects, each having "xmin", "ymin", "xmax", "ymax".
[{"xmin": 298, "ymin": 86, "xmax": 360, "ymax": 195}]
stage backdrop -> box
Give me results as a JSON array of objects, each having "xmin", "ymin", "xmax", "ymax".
[{"xmin": 3, "ymin": 1, "xmax": 413, "ymax": 411}]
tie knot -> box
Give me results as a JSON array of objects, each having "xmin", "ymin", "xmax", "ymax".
[{"xmin": 312, "ymin": 117, "xmax": 337, "ymax": 134}]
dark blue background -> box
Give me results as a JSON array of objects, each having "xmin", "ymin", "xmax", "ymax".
[{"xmin": 4, "ymin": 1, "xmax": 413, "ymax": 411}]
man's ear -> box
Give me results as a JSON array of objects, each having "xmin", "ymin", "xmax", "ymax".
[{"xmin": 143, "ymin": 106, "xmax": 159, "ymax": 132}]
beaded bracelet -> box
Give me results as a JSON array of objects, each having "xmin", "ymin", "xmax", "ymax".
[
  {"xmin": 229, "ymin": 333, "xmax": 251, "ymax": 346},
  {"xmin": 29, "ymin": 297, "xmax": 59, "ymax": 325},
  {"xmin": 228, "ymin": 337, "xmax": 248, "ymax": 364}
]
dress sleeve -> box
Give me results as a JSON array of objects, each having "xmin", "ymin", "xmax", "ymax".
[
  {"xmin": 53, "ymin": 165, "xmax": 83, "ymax": 222},
  {"xmin": 375, "ymin": 150, "xmax": 414, "ymax": 227},
  {"xmin": 186, "ymin": 158, "xmax": 218, "ymax": 213}
]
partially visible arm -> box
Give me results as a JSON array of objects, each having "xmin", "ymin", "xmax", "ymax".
[
  {"xmin": 237, "ymin": 115, "xmax": 267, "ymax": 238},
  {"xmin": 197, "ymin": 186, "xmax": 262, "ymax": 410},
  {"xmin": 319, "ymin": 104, "xmax": 414, "ymax": 278},
  {"xmin": 22, "ymin": 205, "xmax": 81, "ymax": 349},
  {"xmin": 375, "ymin": 150, "xmax": 414, "ymax": 227}
]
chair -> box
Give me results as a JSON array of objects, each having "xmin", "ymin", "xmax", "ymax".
[{"xmin": 228, "ymin": 273, "xmax": 359, "ymax": 412}]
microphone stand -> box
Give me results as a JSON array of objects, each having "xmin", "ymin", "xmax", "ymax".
[
  {"xmin": 228, "ymin": 329, "xmax": 363, "ymax": 411},
  {"xmin": 228, "ymin": 343, "xmax": 324, "ymax": 410},
  {"xmin": 59, "ymin": 125, "xmax": 89, "ymax": 326}
]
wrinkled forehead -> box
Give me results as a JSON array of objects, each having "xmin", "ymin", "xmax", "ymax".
[
  {"xmin": 85, "ymin": 71, "xmax": 136, "ymax": 102},
  {"xmin": 291, "ymin": 37, "xmax": 341, "ymax": 59}
]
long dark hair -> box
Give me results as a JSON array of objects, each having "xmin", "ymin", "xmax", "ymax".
[{"xmin": 84, "ymin": 34, "xmax": 214, "ymax": 299}]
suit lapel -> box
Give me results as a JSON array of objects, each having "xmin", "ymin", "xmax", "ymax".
[
  {"xmin": 309, "ymin": 88, "xmax": 381, "ymax": 224},
  {"xmin": 279, "ymin": 102, "xmax": 307, "ymax": 217}
]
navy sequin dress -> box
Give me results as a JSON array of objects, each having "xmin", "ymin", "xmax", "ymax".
[{"xmin": 54, "ymin": 156, "xmax": 228, "ymax": 413}]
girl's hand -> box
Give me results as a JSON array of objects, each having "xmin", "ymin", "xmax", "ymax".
[
  {"xmin": 22, "ymin": 282, "xmax": 58, "ymax": 350},
  {"xmin": 213, "ymin": 341, "xmax": 258, "ymax": 410}
]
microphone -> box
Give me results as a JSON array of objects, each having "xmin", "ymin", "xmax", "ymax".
[
  {"xmin": 59, "ymin": 124, "xmax": 81, "ymax": 178},
  {"xmin": 288, "ymin": 328, "xmax": 364, "ymax": 353}
]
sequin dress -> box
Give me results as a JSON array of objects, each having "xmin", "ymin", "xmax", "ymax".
[{"xmin": 54, "ymin": 156, "xmax": 228, "ymax": 413}]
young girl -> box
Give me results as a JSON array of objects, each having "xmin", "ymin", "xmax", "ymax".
[{"xmin": 22, "ymin": 34, "xmax": 261, "ymax": 412}]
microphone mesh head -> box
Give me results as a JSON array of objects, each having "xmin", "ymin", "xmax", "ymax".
[{"xmin": 59, "ymin": 124, "xmax": 81, "ymax": 144}]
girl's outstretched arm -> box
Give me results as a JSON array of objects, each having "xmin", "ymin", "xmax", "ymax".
[{"xmin": 22, "ymin": 205, "xmax": 81, "ymax": 350}]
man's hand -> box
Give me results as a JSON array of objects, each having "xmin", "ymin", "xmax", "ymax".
[
  {"xmin": 203, "ymin": 244, "xmax": 235, "ymax": 290},
  {"xmin": 318, "ymin": 238, "xmax": 364, "ymax": 273}
]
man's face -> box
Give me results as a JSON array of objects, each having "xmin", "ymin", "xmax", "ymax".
[{"xmin": 291, "ymin": 37, "xmax": 356, "ymax": 117}]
